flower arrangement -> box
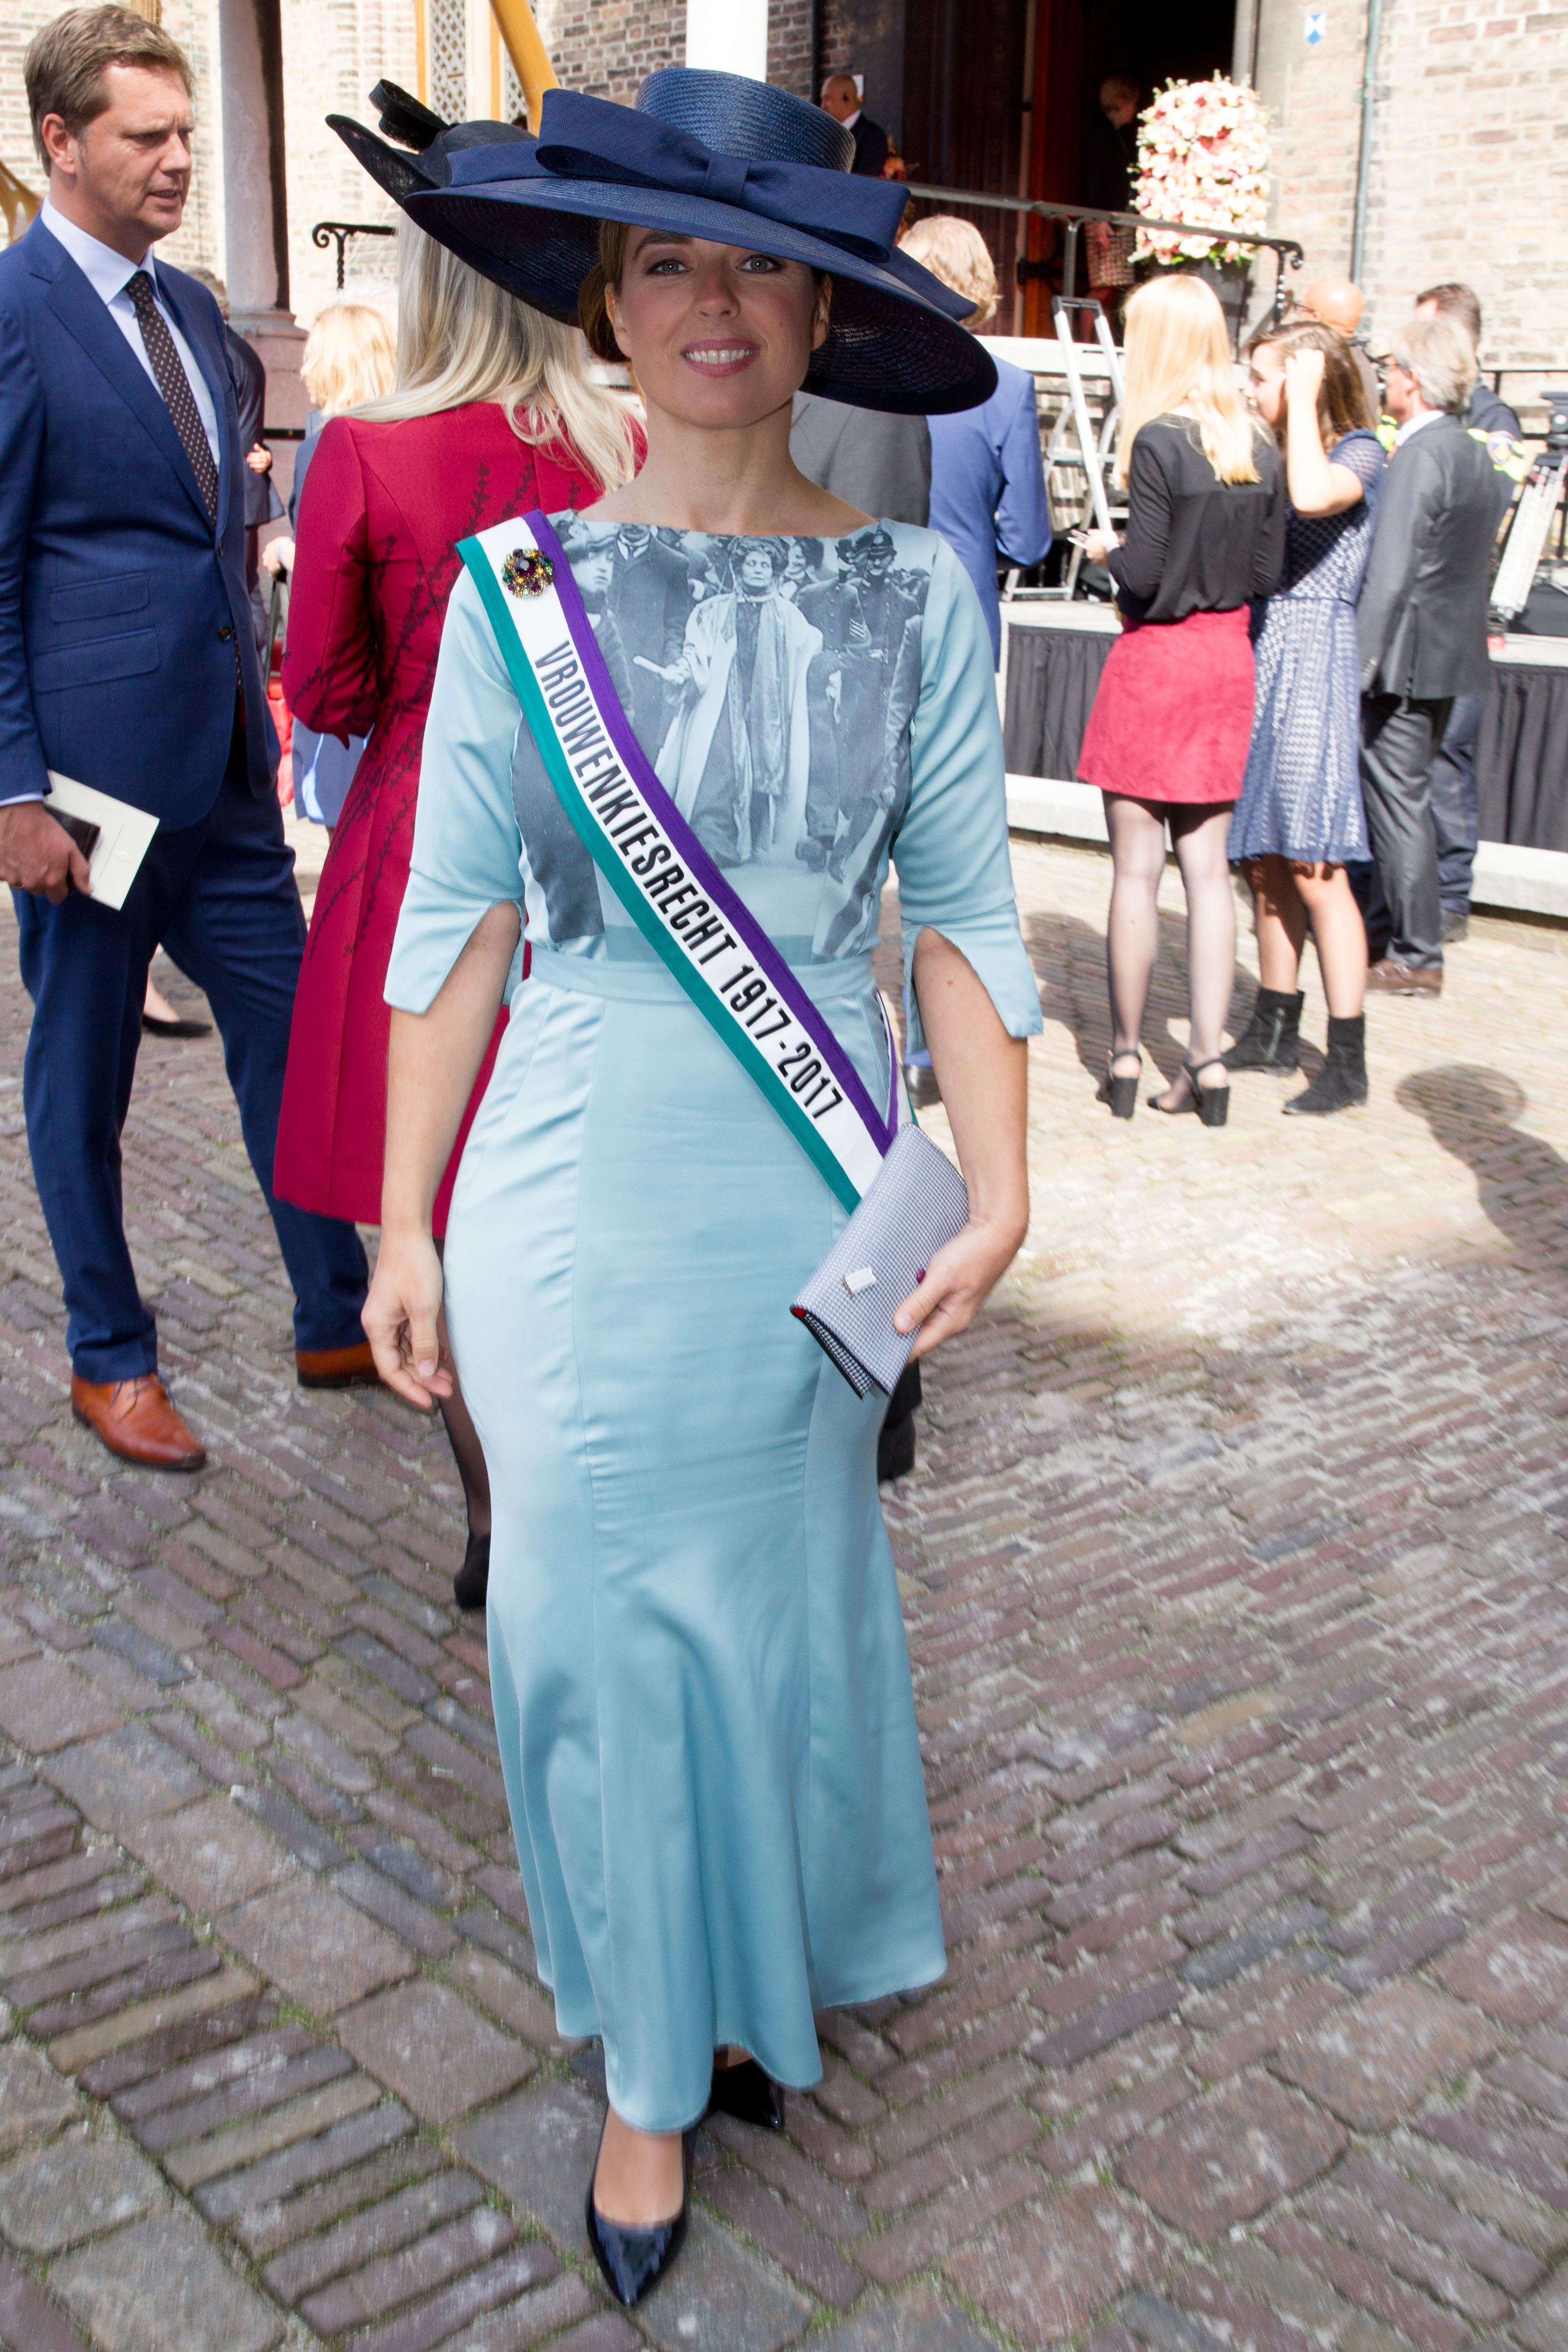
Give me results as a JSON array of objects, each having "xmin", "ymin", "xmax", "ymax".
[{"xmin": 1132, "ymin": 76, "xmax": 1271, "ymax": 268}]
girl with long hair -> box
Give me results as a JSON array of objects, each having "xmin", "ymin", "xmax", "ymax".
[
  {"xmin": 1227, "ymin": 316, "xmax": 1383, "ymax": 1115},
  {"xmin": 274, "ymin": 194, "xmax": 638, "ymax": 1609},
  {"xmin": 1079, "ymin": 272, "xmax": 1284, "ymax": 1124}
]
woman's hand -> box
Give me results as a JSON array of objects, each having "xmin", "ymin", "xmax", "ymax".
[
  {"xmin": 246, "ymin": 442, "xmax": 274, "ymax": 476},
  {"xmin": 261, "ymin": 536, "xmax": 294, "ymax": 580},
  {"xmin": 1282, "ymin": 346, "xmax": 1326, "ymax": 413},
  {"xmin": 1082, "ymin": 529, "xmax": 1114, "ymax": 566},
  {"xmin": 893, "ymin": 1210, "xmax": 1029, "ymax": 1362},
  {"xmin": 362, "ymin": 1229, "xmax": 454, "ymax": 1409}
]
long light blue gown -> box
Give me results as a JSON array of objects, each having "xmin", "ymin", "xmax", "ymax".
[{"xmin": 387, "ymin": 517, "xmax": 1042, "ymax": 2133}]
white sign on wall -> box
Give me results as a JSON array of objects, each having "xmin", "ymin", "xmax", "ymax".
[
  {"xmin": 1305, "ymin": 11, "xmax": 1327, "ymax": 44},
  {"xmin": 685, "ymin": 0, "xmax": 768, "ymax": 81}
]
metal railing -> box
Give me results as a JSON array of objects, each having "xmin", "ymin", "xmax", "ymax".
[
  {"xmin": 904, "ymin": 184, "xmax": 1305, "ymax": 326},
  {"xmin": 310, "ymin": 220, "xmax": 396, "ymax": 292}
]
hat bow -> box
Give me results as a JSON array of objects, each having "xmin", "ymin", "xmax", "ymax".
[{"xmin": 448, "ymin": 87, "xmax": 909, "ymax": 264}]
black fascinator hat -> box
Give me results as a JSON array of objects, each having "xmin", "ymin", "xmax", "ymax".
[
  {"xmin": 325, "ymin": 80, "xmax": 536, "ymax": 206},
  {"xmin": 397, "ymin": 69, "xmax": 997, "ymax": 416}
]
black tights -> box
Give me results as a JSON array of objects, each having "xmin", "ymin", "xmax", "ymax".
[{"xmin": 432, "ymin": 1241, "xmax": 491, "ymax": 1541}]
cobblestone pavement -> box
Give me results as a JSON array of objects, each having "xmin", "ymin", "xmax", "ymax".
[{"xmin": 1, "ymin": 831, "xmax": 1567, "ymax": 2352}]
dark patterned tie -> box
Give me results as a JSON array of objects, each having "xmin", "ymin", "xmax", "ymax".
[{"xmin": 125, "ymin": 270, "xmax": 219, "ymax": 525}]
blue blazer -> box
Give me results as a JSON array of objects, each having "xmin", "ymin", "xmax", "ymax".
[
  {"xmin": 928, "ymin": 354, "xmax": 1052, "ymax": 667},
  {"xmin": 0, "ymin": 217, "xmax": 274, "ymax": 826}
]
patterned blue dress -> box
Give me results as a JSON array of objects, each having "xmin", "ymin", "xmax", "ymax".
[
  {"xmin": 386, "ymin": 519, "xmax": 1041, "ymax": 2135},
  {"xmin": 1229, "ymin": 430, "xmax": 1385, "ymax": 864}
]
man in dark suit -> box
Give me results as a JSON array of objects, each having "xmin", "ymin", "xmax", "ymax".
[
  {"xmin": 1413, "ymin": 283, "xmax": 1527, "ymax": 942},
  {"xmin": 1356, "ymin": 311, "xmax": 1513, "ymax": 996},
  {"xmin": 0, "ymin": 6, "xmax": 371, "ymax": 1470},
  {"xmin": 819, "ymin": 72, "xmax": 901, "ymax": 180}
]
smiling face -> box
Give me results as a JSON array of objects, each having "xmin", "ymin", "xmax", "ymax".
[
  {"xmin": 40, "ymin": 63, "xmax": 193, "ymax": 257},
  {"xmin": 605, "ymin": 229, "xmax": 829, "ymax": 432}
]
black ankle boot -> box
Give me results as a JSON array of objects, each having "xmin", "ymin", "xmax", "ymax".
[
  {"xmin": 1224, "ymin": 987, "xmax": 1304, "ymax": 1072},
  {"xmin": 1284, "ymin": 1014, "xmax": 1367, "ymax": 1116},
  {"xmin": 453, "ymin": 1532, "xmax": 490, "ymax": 1610}
]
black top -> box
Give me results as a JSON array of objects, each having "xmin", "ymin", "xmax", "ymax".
[
  {"xmin": 1467, "ymin": 380, "xmax": 1523, "ymax": 440},
  {"xmin": 850, "ymin": 114, "xmax": 891, "ymax": 177},
  {"xmin": 1106, "ymin": 415, "xmax": 1285, "ymax": 623},
  {"xmin": 1082, "ymin": 113, "xmax": 1137, "ymax": 214}
]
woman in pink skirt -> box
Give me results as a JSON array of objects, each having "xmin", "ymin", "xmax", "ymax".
[{"xmin": 1080, "ymin": 274, "xmax": 1284, "ymax": 1126}]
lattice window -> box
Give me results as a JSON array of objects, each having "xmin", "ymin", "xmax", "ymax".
[
  {"xmin": 503, "ymin": 53, "xmax": 524, "ymax": 127},
  {"xmin": 427, "ymin": 0, "xmax": 466, "ymax": 125}
]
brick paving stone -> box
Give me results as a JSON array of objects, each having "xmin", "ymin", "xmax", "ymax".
[
  {"xmin": 627, "ymin": 2208, "xmax": 811, "ymax": 2352},
  {"xmin": 216, "ymin": 1875, "xmax": 416, "ymax": 2012},
  {"xmin": 809, "ymin": 2296, "xmax": 1004, "ymax": 2351},
  {"xmin": 261, "ymin": 2164, "xmax": 486, "ymax": 2303},
  {"xmin": 0, "ymin": 1657, "xmax": 122, "ymax": 1753},
  {"xmin": 1119, "ymin": 2073, "xmax": 1347, "ymax": 2237},
  {"xmin": 337, "ymin": 1978, "xmax": 534, "ymax": 2123},
  {"xmin": 1434, "ymin": 1915, "xmax": 1568, "ymax": 2027},
  {"xmin": 121, "ymin": 1796, "xmax": 294, "ymax": 1914},
  {"xmin": 702, "ymin": 2163, "xmax": 864, "ymax": 2303},
  {"xmin": 163, "ymin": 2068, "xmax": 383, "ymax": 2187},
  {"xmin": 0, "ymin": 2131, "xmax": 164, "ymax": 2252},
  {"xmin": 10, "ymin": 861, "xmax": 1568, "ymax": 2350},
  {"xmin": 50, "ymin": 2210, "xmax": 282, "ymax": 2352},
  {"xmin": 299, "ymin": 2203, "xmax": 520, "ymax": 2331},
  {"xmin": 42, "ymin": 1723, "xmax": 204, "ymax": 1834},
  {"xmin": 1513, "ymin": 2267, "xmax": 1568, "ymax": 2352},
  {"xmin": 452, "ymin": 2079, "xmax": 604, "ymax": 2250},
  {"xmin": 1271, "ymin": 1980, "xmax": 1503, "ymax": 2130},
  {"xmin": 0, "ymin": 2042, "xmax": 81, "ymax": 2155},
  {"xmin": 0, "ymin": 2249, "xmax": 93, "ymax": 2352},
  {"xmin": 945, "ymin": 2184, "xmax": 1169, "ymax": 2346}
]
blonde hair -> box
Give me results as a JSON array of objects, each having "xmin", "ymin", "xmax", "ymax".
[
  {"xmin": 899, "ymin": 215, "xmax": 998, "ymax": 331},
  {"xmin": 1113, "ymin": 273, "xmax": 1260, "ymax": 490},
  {"xmin": 354, "ymin": 222, "xmax": 636, "ymax": 491},
  {"xmin": 301, "ymin": 301, "xmax": 396, "ymax": 417}
]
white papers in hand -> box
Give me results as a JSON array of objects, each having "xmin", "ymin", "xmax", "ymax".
[{"xmin": 45, "ymin": 773, "xmax": 159, "ymax": 911}]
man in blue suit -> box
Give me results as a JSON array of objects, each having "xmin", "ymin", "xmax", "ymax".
[{"xmin": 0, "ymin": 6, "xmax": 371, "ymax": 1470}]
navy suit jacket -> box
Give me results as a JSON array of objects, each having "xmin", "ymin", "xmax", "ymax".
[{"xmin": 0, "ymin": 217, "xmax": 274, "ymax": 827}]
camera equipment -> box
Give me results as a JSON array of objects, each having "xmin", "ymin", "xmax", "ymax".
[{"xmin": 1491, "ymin": 392, "xmax": 1568, "ymax": 626}]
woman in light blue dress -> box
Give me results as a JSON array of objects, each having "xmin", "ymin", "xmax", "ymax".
[{"xmin": 360, "ymin": 67, "xmax": 1039, "ymax": 2307}]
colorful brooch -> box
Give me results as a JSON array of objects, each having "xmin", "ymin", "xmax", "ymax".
[{"xmin": 502, "ymin": 548, "xmax": 554, "ymax": 599}]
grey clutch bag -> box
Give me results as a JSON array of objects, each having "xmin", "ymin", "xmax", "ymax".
[{"xmin": 791, "ymin": 1126, "xmax": 970, "ymax": 1398}]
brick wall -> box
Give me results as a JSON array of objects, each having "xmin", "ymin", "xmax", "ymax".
[
  {"xmin": 1257, "ymin": 0, "xmax": 1568, "ymax": 389},
  {"xmin": 531, "ymin": 0, "xmax": 684, "ymax": 102},
  {"xmin": 767, "ymin": 0, "xmax": 813, "ymax": 99},
  {"xmin": 278, "ymin": 0, "xmax": 417, "ymax": 326}
]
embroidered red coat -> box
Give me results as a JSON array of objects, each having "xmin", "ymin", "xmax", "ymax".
[{"xmin": 273, "ymin": 401, "xmax": 622, "ymax": 1230}]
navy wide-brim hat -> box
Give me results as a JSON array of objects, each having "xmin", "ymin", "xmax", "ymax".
[{"xmin": 398, "ymin": 69, "xmax": 997, "ymax": 417}]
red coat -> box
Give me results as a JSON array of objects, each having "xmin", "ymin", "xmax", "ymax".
[{"xmin": 273, "ymin": 402, "xmax": 615, "ymax": 1230}]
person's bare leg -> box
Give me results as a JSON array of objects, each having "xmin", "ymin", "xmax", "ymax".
[
  {"xmin": 1293, "ymin": 863, "xmax": 1367, "ymax": 1018},
  {"xmin": 1245, "ymin": 855, "xmax": 1309, "ymax": 995},
  {"xmin": 144, "ymin": 974, "xmax": 181, "ymax": 1026},
  {"xmin": 1102, "ymin": 793, "xmax": 1168, "ymax": 1080},
  {"xmin": 594, "ymin": 2109, "xmax": 685, "ymax": 2226},
  {"xmin": 1157, "ymin": 803, "xmax": 1237, "ymax": 1108}
]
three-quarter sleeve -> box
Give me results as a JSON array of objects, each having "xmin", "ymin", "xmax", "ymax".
[
  {"xmin": 283, "ymin": 419, "xmax": 379, "ymax": 739},
  {"xmin": 385, "ymin": 569, "xmax": 526, "ymax": 1014},
  {"xmin": 892, "ymin": 540, "xmax": 1043, "ymax": 1055}
]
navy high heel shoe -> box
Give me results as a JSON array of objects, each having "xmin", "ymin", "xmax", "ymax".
[
  {"xmin": 585, "ymin": 2120, "xmax": 696, "ymax": 2307},
  {"xmin": 707, "ymin": 2055, "xmax": 785, "ymax": 2131}
]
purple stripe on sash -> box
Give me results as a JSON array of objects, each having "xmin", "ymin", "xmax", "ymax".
[{"xmin": 527, "ymin": 510, "xmax": 895, "ymax": 1152}]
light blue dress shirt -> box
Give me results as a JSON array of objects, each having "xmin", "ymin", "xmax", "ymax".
[
  {"xmin": 928, "ymin": 352, "xmax": 1052, "ymax": 666},
  {"xmin": 40, "ymin": 199, "xmax": 221, "ymax": 470}
]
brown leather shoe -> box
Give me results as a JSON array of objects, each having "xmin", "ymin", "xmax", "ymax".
[
  {"xmin": 1366, "ymin": 958, "xmax": 1443, "ymax": 997},
  {"xmin": 296, "ymin": 1340, "xmax": 381, "ymax": 1390},
  {"xmin": 71, "ymin": 1375, "xmax": 206, "ymax": 1471}
]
